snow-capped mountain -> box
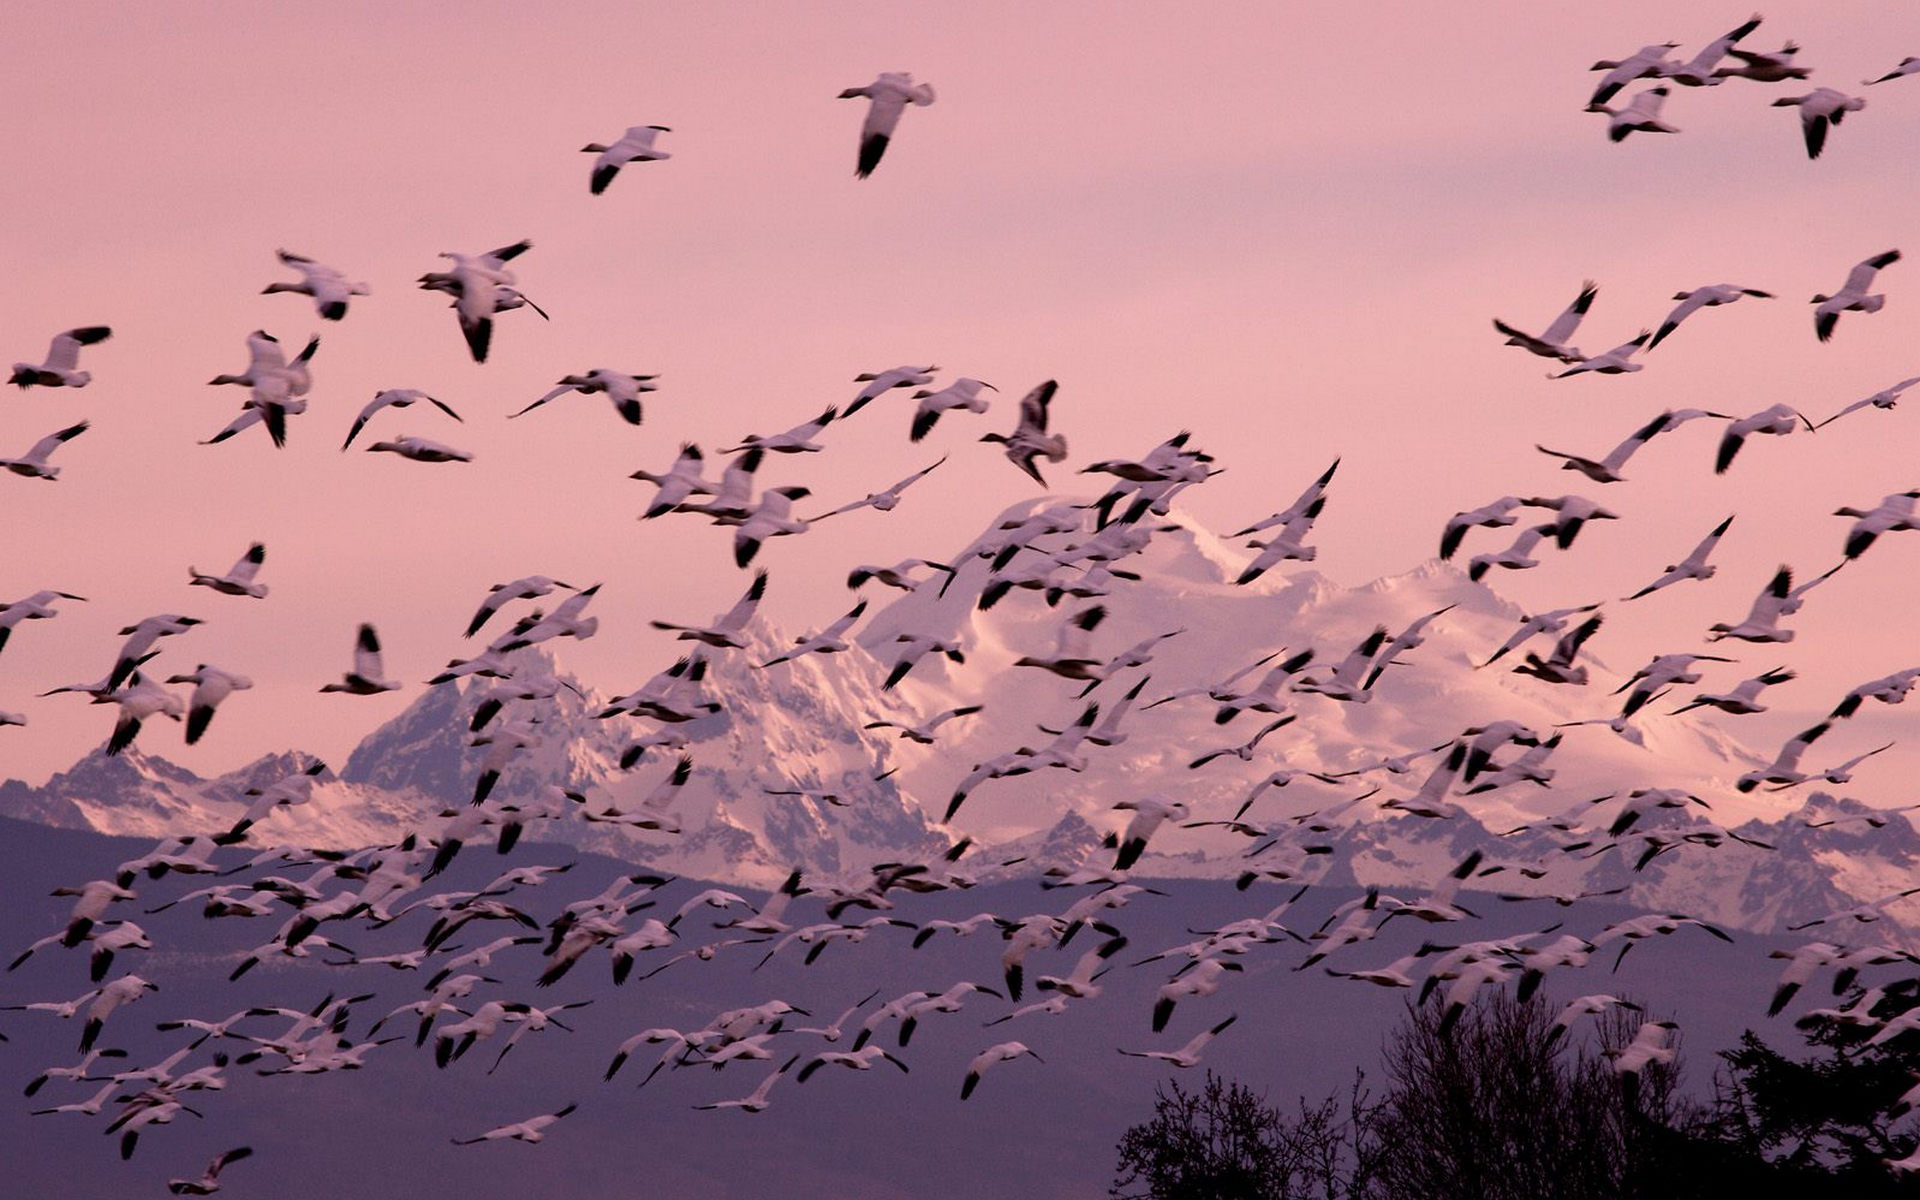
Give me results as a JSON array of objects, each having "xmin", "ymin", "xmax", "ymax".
[{"xmin": 3, "ymin": 500, "xmax": 1915, "ymax": 930}]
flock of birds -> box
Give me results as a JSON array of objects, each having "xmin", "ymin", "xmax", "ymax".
[
  {"xmin": 5, "ymin": 20, "xmax": 1920, "ymax": 1191},
  {"xmin": 1584, "ymin": 12, "xmax": 1920, "ymax": 154}
]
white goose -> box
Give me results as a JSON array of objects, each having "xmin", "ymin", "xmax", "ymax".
[
  {"xmin": 450, "ymin": 1102, "xmax": 578, "ymax": 1145},
  {"xmin": 910, "ymin": 379, "xmax": 996, "ymax": 441},
  {"xmin": 342, "ymin": 388, "xmax": 463, "ymax": 450},
  {"xmin": 1623, "ymin": 515, "xmax": 1734, "ymax": 599},
  {"xmin": 10, "ymin": 326, "xmax": 111, "ymax": 388},
  {"xmin": 982, "ymin": 379, "xmax": 1068, "ymax": 484},
  {"xmin": 1587, "ymin": 86, "xmax": 1678, "ymax": 142},
  {"xmin": 164, "ymin": 665, "xmax": 253, "ymax": 745},
  {"xmin": 1811, "ymin": 249, "xmax": 1900, "ymax": 341},
  {"xmin": 1647, "ymin": 284, "xmax": 1773, "ymax": 349},
  {"xmin": 188, "ymin": 543, "xmax": 268, "ymax": 598},
  {"xmin": 1773, "ymin": 87, "xmax": 1866, "ymax": 159},
  {"xmin": 845, "ymin": 364, "xmax": 938, "ymax": 416},
  {"xmin": 262, "ymin": 249, "xmax": 368, "ymax": 320},
  {"xmin": 367, "ymin": 435, "xmax": 474, "ymax": 463},
  {"xmin": 1492, "ymin": 281, "xmax": 1595, "ymax": 363},
  {"xmin": 1, "ymin": 420, "xmax": 89, "ymax": 480},
  {"xmin": 1550, "ymin": 329, "xmax": 1651, "ymax": 378},
  {"xmin": 582, "ymin": 125, "xmax": 670, "ymax": 194},
  {"xmin": 512, "ymin": 370, "xmax": 657, "ymax": 426},
  {"xmin": 318, "ymin": 624, "xmax": 401, "ymax": 694},
  {"xmin": 838, "ymin": 73, "xmax": 936, "ymax": 177}
]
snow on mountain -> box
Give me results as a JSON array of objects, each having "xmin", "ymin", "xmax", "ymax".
[{"xmin": 2, "ymin": 500, "xmax": 1914, "ymax": 930}]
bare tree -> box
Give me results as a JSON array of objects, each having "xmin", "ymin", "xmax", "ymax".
[{"xmin": 1111, "ymin": 1070, "xmax": 1377, "ymax": 1200}]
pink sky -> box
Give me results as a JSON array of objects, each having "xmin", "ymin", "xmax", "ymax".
[{"xmin": 3, "ymin": 2, "xmax": 1918, "ymax": 789}]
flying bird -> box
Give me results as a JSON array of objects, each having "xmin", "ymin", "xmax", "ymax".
[
  {"xmin": 910, "ymin": 379, "xmax": 996, "ymax": 441},
  {"xmin": 1811, "ymin": 376, "xmax": 1920, "ymax": 430},
  {"xmin": 342, "ymin": 389, "xmax": 463, "ymax": 450},
  {"xmin": 838, "ymin": 72, "xmax": 936, "ymax": 177},
  {"xmin": 1587, "ymin": 86, "xmax": 1678, "ymax": 141},
  {"xmin": 188, "ymin": 543, "xmax": 268, "ymax": 598},
  {"xmin": 367, "ymin": 436, "xmax": 474, "ymax": 464},
  {"xmin": 981, "ymin": 380, "xmax": 1067, "ymax": 484},
  {"xmin": 1772, "ymin": 87, "xmax": 1866, "ymax": 159},
  {"xmin": 1646, "ymin": 284, "xmax": 1773, "ymax": 349},
  {"xmin": 10, "ymin": 326, "xmax": 111, "ymax": 388},
  {"xmin": 1811, "ymin": 249, "xmax": 1900, "ymax": 341},
  {"xmin": 582, "ymin": 125, "xmax": 670, "ymax": 194},
  {"xmin": 1, "ymin": 420, "xmax": 89, "ymax": 480},
  {"xmin": 1492, "ymin": 281, "xmax": 1595, "ymax": 363},
  {"xmin": 262, "ymin": 250, "xmax": 368, "ymax": 320},
  {"xmin": 844, "ymin": 365, "xmax": 938, "ymax": 417},
  {"xmin": 512, "ymin": 370, "xmax": 657, "ymax": 426},
  {"xmin": 319, "ymin": 625, "xmax": 401, "ymax": 695}
]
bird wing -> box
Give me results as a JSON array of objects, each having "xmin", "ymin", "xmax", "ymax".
[
  {"xmin": 26, "ymin": 421, "xmax": 90, "ymax": 461},
  {"xmin": 351, "ymin": 624, "xmax": 385, "ymax": 679},
  {"xmin": 1540, "ymin": 281, "xmax": 1599, "ymax": 345}
]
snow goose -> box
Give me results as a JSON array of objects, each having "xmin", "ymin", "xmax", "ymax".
[
  {"xmin": 512, "ymin": 369, "xmax": 657, "ymax": 426},
  {"xmin": 463, "ymin": 576, "xmax": 577, "ymax": 638},
  {"xmin": 1830, "ymin": 667, "xmax": 1920, "ymax": 719},
  {"xmin": 582, "ymin": 125, "xmax": 670, "ymax": 194},
  {"xmin": 97, "ymin": 675, "xmax": 184, "ymax": 756},
  {"xmin": 0, "ymin": 589, "xmax": 87, "ymax": 657},
  {"xmin": 1493, "ymin": 281, "xmax": 1595, "ymax": 363},
  {"xmin": 844, "ymin": 364, "xmax": 938, "ymax": 417},
  {"xmin": 1737, "ymin": 722, "xmax": 1830, "ymax": 792},
  {"xmin": 366, "ymin": 435, "xmax": 473, "ymax": 463},
  {"xmin": 1715, "ymin": 402, "xmax": 1809, "ymax": 473},
  {"xmin": 1662, "ymin": 14, "xmax": 1764, "ymax": 86},
  {"xmin": 650, "ymin": 571, "xmax": 767, "ymax": 648},
  {"xmin": 982, "ymin": 379, "xmax": 1067, "ymax": 484},
  {"xmin": 342, "ymin": 388, "xmax": 462, "ymax": 449},
  {"xmin": 424, "ymin": 241, "xmax": 533, "ymax": 363},
  {"xmin": 806, "ymin": 457, "xmax": 947, "ymax": 521},
  {"xmin": 960, "ymin": 1041, "xmax": 1040, "ymax": 1099},
  {"xmin": 164, "ymin": 665, "xmax": 253, "ymax": 744},
  {"xmin": 9, "ymin": 326, "xmax": 111, "ymax": 388},
  {"xmin": 1587, "ymin": 86, "xmax": 1678, "ymax": 141},
  {"xmin": 1, "ymin": 420, "xmax": 89, "ymax": 480},
  {"xmin": 450, "ymin": 1102, "xmax": 577, "ymax": 1145},
  {"xmin": 1549, "ymin": 330, "xmax": 1651, "ymax": 377},
  {"xmin": 1867, "ymin": 57, "xmax": 1920, "ymax": 85},
  {"xmin": 262, "ymin": 249, "xmax": 367, "ymax": 320},
  {"xmin": 318, "ymin": 624, "xmax": 400, "ymax": 694},
  {"xmin": 1588, "ymin": 43, "xmax": 1682, "ymax": 107},
  {"xmin": 188, "ymin": 543, "xmax": 268, "ymax": 598},
  {"xmin": 731, "ymin": 487, "xmax": 811, "ymax": 567},
  {"xmin": 1647, "ymin": 284, "xmax": 1773, "ymax": 349},
  {"xmin": 1467, "ymin": 523, "xmax": 1554, "ymax": 582},
  {"xmin": 756, "ymin": 600, "xmax": 867, "ymax": 668},
  {"xmin": 720, "ymin": 406, "xmax": 835, "ymax": 455},
  {"xmin": 1671, "ymin": 666, "xmax": 1793, "ymax": 715},
  {"xmin": 166, "ymin": 1146, "xmax": 252, "ymax": 1195},
  {"xmin": 910, "ymin": 378, "xmax": 995, "ymax": 441},
  {"xmin": 1713, "ymin": 41, "xmax": 1809, "ymax": 82},
  {"xmin": 838, "ymin": 73, "xmax": 935, "ymax": 177},
  {"xmin": 1708, "ymin": 564, "xmax": 1801, "ymax": 642},
  {"xmin": 1774, "ymin": 87, "xmax": 1866, "ymax": 159},
  {"xmin": 1812, "ymin": 249, "xmax": 1900, "ymax": 340},
  {"xmin": 631, "ymin": 443, "xmax": 715, "ymax": 519},
  {"xmin": 1623, "ymin": 515, "xmax": 1734, "ymax": 599},
  {"xmin": 1512, "ymin": 615, "xmax": 1603, "ymax": 686},
  {"xmin": 863, "ymin": 703, "xmax": 981, "ymax": 744},
  {"xmin": 1811, "ymin": 375, "xmax": 1920, "ymax": 429},
  {"xmin": 1834, "ymin": 490, "xmax": 1920, "ymax": 559}
]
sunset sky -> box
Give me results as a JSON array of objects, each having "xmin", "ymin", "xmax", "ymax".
[{"xmin": 4, "ymin": 1, "xmax": 1919, "ymax": 789}]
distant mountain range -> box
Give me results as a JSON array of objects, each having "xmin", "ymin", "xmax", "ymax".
[{"xmin": 5, "ymin": 501, "xmax": 1915, "ymax": 933}]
